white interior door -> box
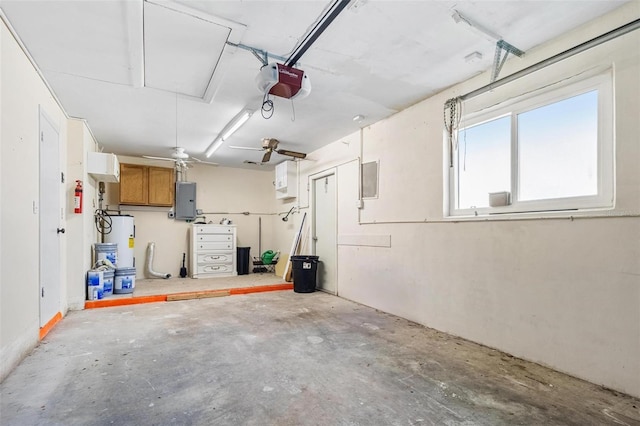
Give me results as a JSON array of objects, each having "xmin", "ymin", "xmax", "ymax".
[
  {"xmin": 312, "ymin": 172, "xmax": 337, "ymax": 294},
  {"xmin": 39, "ymin": 108, "xmax": 61, "ymax": 327}
]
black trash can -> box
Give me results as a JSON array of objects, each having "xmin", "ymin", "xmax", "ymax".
[
  {"xmin": 291, "ymin": 255, "xmax": 319, "ymax": 293},
  {"xmin": 237, "ymin": 247, "xmax": 251, "ymax": 275}
]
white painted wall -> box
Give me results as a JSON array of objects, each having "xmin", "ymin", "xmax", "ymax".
[
  {"xmin": 0, "ymin": 18, "xmax": 69, "ymax": 381},
  {"xmin": 292, "ymin": 4, "xmax": 640, "ymax": 397},
  {"xmin": 66, "ymin": 119, "xmax": 98, "ymax": 309}
]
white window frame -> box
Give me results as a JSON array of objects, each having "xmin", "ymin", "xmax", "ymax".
[{"xmin": 448, "ymin": 70, "xmax": 614, "ymax": 217}]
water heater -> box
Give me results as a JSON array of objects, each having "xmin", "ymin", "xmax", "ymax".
[{"xmin": 104, "ymin": 215, "xmax": 135, "ymax": 267}]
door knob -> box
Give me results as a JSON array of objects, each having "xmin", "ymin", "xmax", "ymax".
[{"xmin": 57, "ymin": 228, "xmax": 65, "ymax": 234}]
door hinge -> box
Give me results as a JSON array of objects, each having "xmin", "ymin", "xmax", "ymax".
[
  {"xmin": 40, "ymin": 132, "xmax": 44, "ymax": 142},
  {"xmin": 61, "ymin": 172, "xmax": 65, "ymax": 183},
  {"xmin": 41, "ymin": 288, "xmax": 45, "ymax": 298}
]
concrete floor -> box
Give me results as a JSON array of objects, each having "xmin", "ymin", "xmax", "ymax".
[{"xmin": 2, "ymin": 291, "xmax": 639, "ymax": 425}]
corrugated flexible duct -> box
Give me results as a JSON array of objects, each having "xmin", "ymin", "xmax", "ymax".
[{"xmin": 146, "ymin": 242, "xmax": 171, "ymax": 279}]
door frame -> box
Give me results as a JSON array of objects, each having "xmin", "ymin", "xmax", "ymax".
[{"xmin": 310, "ymin": 168, "xmax": 338, "ymax": 295}]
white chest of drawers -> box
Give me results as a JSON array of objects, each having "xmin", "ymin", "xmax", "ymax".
[{"xmin": 190, "ymin": 224, "xmax": 237, "ymax": 278}]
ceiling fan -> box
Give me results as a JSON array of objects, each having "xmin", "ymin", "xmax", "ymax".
[
  {"xmin": 230, "ymin": 138, "xmax": 307, "ymax": 163},
  {"xmin": 143, "ymin": 147, "xmax": 218, "ymax": 167}
]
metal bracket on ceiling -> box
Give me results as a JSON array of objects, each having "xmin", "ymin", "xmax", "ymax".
[
  {"xmin": 491, "ymin": 40, "xmax": 525, "ymax": 82},
  {"xmin": 226, "ymin": 42, "xmax": 288, "ymax": 67}
]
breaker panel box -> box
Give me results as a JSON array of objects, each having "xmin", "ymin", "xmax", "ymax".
[{"xmin": 175, "ymin": 182, "xmax": 196, "ymax": 220}]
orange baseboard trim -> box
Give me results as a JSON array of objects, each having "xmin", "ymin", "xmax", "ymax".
[
  {"xmin": 84, "ymin": 283, "xmax": 292, "ymax": 309},
  {"xmin": 85, "ymin": 295, "xmax": 166, "ymax": 309},
  {"xmin": 39, "ymin": 311, "xmax": 62, "ymax": 340},
  {"xmin": 229, "ymin": 283, "xmax": 293, "ymax": 295}
]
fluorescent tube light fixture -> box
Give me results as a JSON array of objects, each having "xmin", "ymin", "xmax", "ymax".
[
  {"xmin": 205, "ymin": 108, "xmax": 254, "ymax": 158},
  {"xmin": 221, "ymin": 110, "xmax": 252, "ymax": 140},
  {"xmin": 205, "ymin": 137, "xmax": 224, "ymax": 158}
]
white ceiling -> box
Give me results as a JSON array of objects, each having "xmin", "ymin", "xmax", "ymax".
[{"xmin": 0, "ymin": 0, "xmax": 627, "ymax": 169}]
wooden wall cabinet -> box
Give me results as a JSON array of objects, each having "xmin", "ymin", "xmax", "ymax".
[{"xmin": 119, "ymin": 163, "xmax": 174, "ymax": 206}]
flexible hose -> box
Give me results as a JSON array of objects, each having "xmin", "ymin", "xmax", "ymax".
[
  {"xmin": 95, "ymin": 209, "xmax": 112, "ymax": 235},
  {"xmin": 145, "ymin": 242, "xmax": 171, "ymax": 279}
]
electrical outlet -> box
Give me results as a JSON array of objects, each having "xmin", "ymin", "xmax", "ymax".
[{"xmin": 168, "ymin": 211, "xmax": 175, "ymax": 219}]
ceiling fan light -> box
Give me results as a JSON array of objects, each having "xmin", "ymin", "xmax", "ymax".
[{"xmin": 172, "ymin": 147, "xmax": 189, "ymax": 159}]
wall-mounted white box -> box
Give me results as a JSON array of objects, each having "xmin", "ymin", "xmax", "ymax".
[
  {"xmin": 87, "ymin": 152, "xmax": 120, "ymax": 182},
  {"xmin": 275, "ymin": 160, "xmax": 296, "ymax": 200}
]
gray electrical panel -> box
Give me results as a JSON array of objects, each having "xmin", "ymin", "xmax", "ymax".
[
  {"xmin": 361, "ymin": 161, "xmax": 379, "ymax": 198},
  {"xmin": 175, "ymin": 182, "xmax": 196, "ymax": 220}
]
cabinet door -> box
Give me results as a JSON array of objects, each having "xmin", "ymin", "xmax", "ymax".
[
  {"xmin": 275, "ymin": 162, "xmax": 287, "ymax": 190},
  {"xmin": 119, "ymin": 164, "xmax": 148, "ymax": 205},
  {"xmin": 87, "ymin": 152, "xmax": 120, "ymax": 183},
  {"xmin": 275, "ymin": 161, "xmax": 296, "ymax": 199},
  {"xmin": 148, "ymin": 166, "xmax": 175, "ymax": 206}
]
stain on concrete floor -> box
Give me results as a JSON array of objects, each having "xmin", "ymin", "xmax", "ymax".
[{"xmin": 1, "ymin": 291, "xmax": 639, "ymax": 425}]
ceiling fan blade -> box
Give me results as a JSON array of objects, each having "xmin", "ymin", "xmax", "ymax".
[
  {"xmin": 276, "ymin": 149, "xmax": 307, "ymax": 159},
  {"xmin": 142, "ymin": 155, "xmax": 175, "ymax": 161},
  {"xmin": 243, "ymin": 160, "xmax": 267, "ymax": 166},
  {"xmin": 190, "ymin": 157, "xmax": 219, "ymax": 166},
  {"xmin": 228, "ymin": 145, "xmax": 263, "ymax": 151},
  {"xmin": 262, "ymin": 150, "xmax": 272, "ymax": 163}
]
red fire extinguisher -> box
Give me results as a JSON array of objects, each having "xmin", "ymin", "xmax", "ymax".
[{"xmin": 74, "ymin": 180, "xmax": 83, "ymax": 214}]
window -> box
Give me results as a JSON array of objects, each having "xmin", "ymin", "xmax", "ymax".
[{"xmin": 449, "ymin": 71, "xmax": 613, "ymax": 216}]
